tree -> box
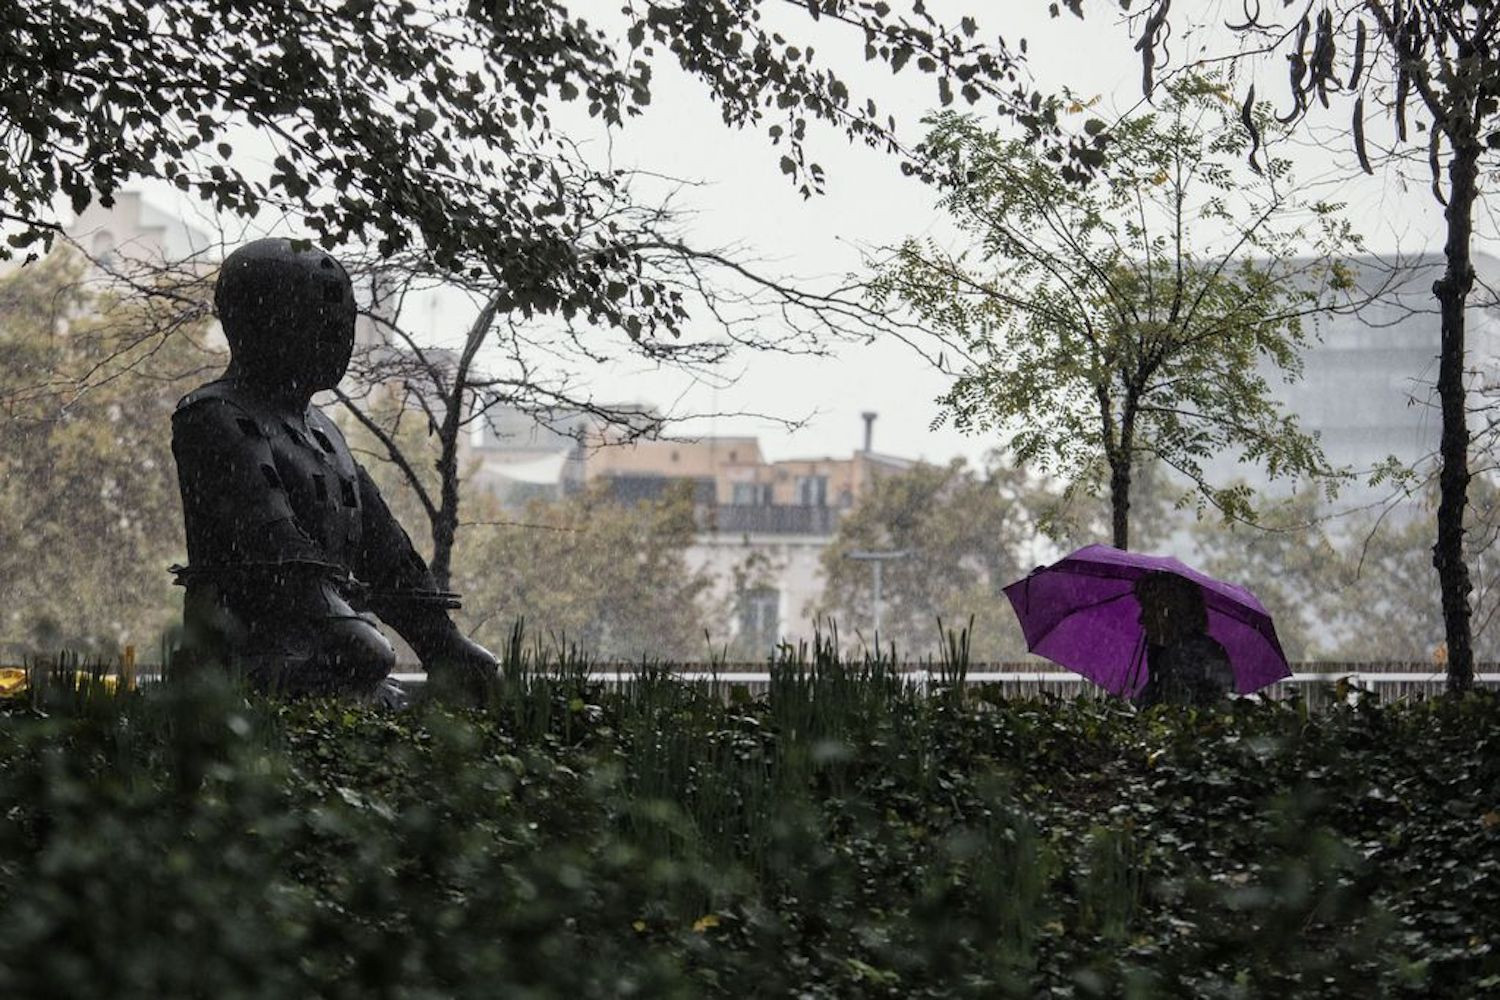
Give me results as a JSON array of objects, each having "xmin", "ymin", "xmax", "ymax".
[
  {"xmin": 332, "ymin": 268, "xmax": 647, "ymax": 593},
  {"xmin": 869, "ymin": 75, "xmax": 1358, "ymax": 550},
  {"xmin": 1118, "ymin": 1, "xmax": 1500, "ymax": 689},
  {"xmin": 0, "ymin": 250, "xmax": 220, "ymax": 658},
  {"xmin": 331, "ymin": 217, "xmax": 811, "ymax": 592},
  {"xmin": 818, "ymin": 458, "xmax": 1044, "ymax": 661},
  {"xmin": 447, "ymin": 482, "xmax": 714, "ymax": 662}
]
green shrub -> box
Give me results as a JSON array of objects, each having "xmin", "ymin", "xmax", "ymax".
[{"xmin": 1, "ymin": 650, "xmax": 1497, "ymax": 997}]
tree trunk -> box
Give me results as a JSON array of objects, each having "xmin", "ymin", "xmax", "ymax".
[
  {"xmin": 429, "ymin": 440, "xmax": 460, "ymax": 592},
  {"xmin": 1110, "ymin": 457, "xmax": 1131, "ymax": 550},
  {"xmin": 1109, "ymin": 396, "xmax": 1139, "ymax": 550},
  {"xmin": 425, "ymin": 296, "xmax": 497, "ymax": 594},
  {"xmin": 1432, "ymin": 140, "xmax": 1479, "ymax": 694}
]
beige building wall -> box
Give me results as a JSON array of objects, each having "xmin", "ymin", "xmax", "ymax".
[
  {"xmin": 583, "ymin": 435, "xmax": 764, "ymax": 499},
  {"xmin": 689, "ymin": 532, "xmax": 831, "ymax": 652}
]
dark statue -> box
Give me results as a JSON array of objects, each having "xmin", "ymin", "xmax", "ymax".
[{"xmin": 171, "ymin": 238, "xmax": 497, "ymax": 697}]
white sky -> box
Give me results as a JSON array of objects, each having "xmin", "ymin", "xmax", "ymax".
[{"xmin": 116, "ymin": 1, "xmax": 1470, "ymax": 468}]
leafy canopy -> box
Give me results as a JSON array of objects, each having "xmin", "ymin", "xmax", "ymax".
[
  {"xmin": 1, "ymin": 1, "xmax": 1082, "ymax": 341},
  {"xmin": 870, "ymin": 76, "xmax": 1359, "ymax": 531}
]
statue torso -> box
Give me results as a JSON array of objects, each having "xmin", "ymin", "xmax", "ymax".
[{"xmin": 174, "ymin": 379, "xmax": 364, "ymax": 571}]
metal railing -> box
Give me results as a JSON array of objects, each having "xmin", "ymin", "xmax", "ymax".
[
  {"xmin": 698, "ymin": 503, "xmax": 840, "ymax": 535},
  {"xmin": 8, "ymin": 658, "xmax": 1493, "ymax": 705},
  {"xmin": 383, "ymin": 663, "xmax": 1500, "ymax": 704}
]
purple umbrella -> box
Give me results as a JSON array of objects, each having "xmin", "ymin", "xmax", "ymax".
[{"xmin": 1003, "ymin": 544, "xmax": 1291, "ymax": 698}]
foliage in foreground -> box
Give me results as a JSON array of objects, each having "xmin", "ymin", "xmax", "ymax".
[{"xmin": 0, "ymin": 649, "xmax": 1497, "ymax": 999}]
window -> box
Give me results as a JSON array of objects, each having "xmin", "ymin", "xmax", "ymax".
[
  {"xmin": 732, "ymin": 482, "xmax": 773, "ymax": 506},
  {"xmin": 795, "ymin": 474, "xmax": 828, "ymax": 507},
  {"xmin": 738, "ymin": 587, "xmax": 780, "ymax": 652},
  {"xmin": 91, "ymin": 230, "xmax": 117, "ymax": 270}
]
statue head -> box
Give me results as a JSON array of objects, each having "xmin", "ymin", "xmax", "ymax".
[{"xmin": 215, "ymin": 238, "xmax": 357, "ymax": 396}]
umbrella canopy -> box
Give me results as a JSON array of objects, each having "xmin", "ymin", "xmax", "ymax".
[{"xmin": 1003, "ymin": 544, "xmax": 1291, "ymax": 698}]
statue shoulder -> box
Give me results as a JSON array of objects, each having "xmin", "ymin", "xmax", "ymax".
[
  {"xmin": 176, "ymin": 379, "xmax": 239, "ymax": 412},
  {"xmin": 173, "ymin": 381, "xmax": 270, "ymax": 438},
  {"xmin": 305, "ymin": 405, "xmax": 349, "ymax": 444}
]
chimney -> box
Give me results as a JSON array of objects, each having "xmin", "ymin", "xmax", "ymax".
[{"xmin": 861, "ymin": 411, "xmax": 877, "ymax": 453}]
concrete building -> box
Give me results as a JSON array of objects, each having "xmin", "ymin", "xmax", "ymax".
[
  {"xmin": 68, "ymin": 192, "xmax": 219, "ymax": 271},
  {"xmin": 1198, "ymin": 252, "xmax": 1500, "ymax": 520}
]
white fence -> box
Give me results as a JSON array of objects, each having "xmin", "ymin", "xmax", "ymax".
[{"xmin": 389, "ymin": 666, "xmax": 1500, "ymax": 702}]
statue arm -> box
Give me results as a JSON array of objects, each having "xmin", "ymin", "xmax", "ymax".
[
  {"xmin": 351, "ymin": 463, "xmax": 442, "ymax": 596},
  {"xmin": 352, "ymin": 465, "xmax": 497, "ymax": 684}
]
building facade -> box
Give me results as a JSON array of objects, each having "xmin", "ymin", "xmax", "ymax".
[
  {"xmin": 1195, "ymin": 252, "xmax": 1500, "ymax": 519},
  {"xmin": 470, "ymin": 410, "xmax": 913, "ymax": 650}
]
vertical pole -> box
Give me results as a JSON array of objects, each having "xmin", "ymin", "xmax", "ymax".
[{"xmin": 845, "ymin": 550, "xmax": 908, "ymax": 647}]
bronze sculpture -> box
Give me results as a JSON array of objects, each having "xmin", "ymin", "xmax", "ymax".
[{"xmin": 171, "ymin": 238, "xmax": 496, "ymax": 697}]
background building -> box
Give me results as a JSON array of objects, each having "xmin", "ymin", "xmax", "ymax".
[
  {"xmin": 69, "ymin": 192, "xmax": 217, "ymax": 271},
  {"xmin": 1197, "ymin": 252, "xmax": 1500, "ymax": 521},
  {"xmin": 470, "ymin": 407, "xmax": 913, "ymax": 651}
]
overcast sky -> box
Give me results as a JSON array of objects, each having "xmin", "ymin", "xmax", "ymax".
[{"xmin": 120, "ymin": 1, "xmax": 1473, "ymax": 469}]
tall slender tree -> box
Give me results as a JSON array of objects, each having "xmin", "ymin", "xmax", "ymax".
[{"xmin": 870, "ymin": 76, "xmax": 1357, "ymax": 549}]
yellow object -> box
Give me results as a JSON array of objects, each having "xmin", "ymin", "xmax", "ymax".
[{"xmin": 0, "ymin": 667, "xmax": 127, "ymax": 697}]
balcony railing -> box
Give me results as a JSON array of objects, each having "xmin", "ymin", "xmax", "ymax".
[{"xmin": 698, "ymin": 503, "xmax": 840, "ymax": 536}]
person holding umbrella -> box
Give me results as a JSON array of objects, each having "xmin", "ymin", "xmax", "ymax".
[
  {"xmin": 1131, "ymin": 571, "xmax": 1234, "ymax": 707},
  {"xmin": 1002, "ymin": 544, "xmax": 1292, "ymax": 703}
]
